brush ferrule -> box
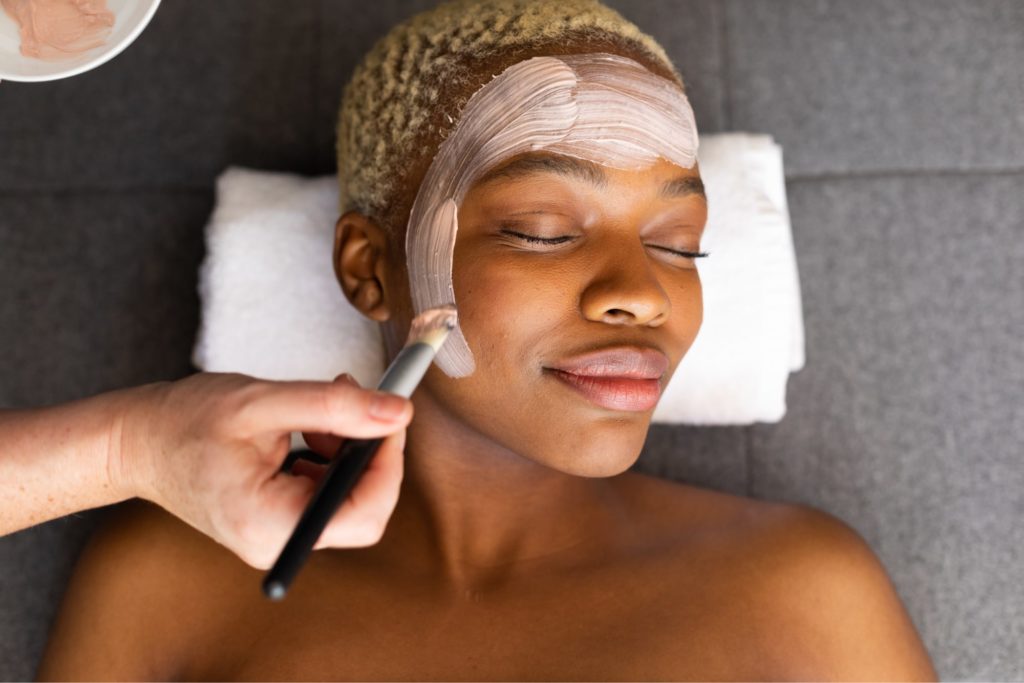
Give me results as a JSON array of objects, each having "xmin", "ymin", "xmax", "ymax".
[{"xmin": 377, "ymin": 342, "xmax": 439, "ymax": 397}]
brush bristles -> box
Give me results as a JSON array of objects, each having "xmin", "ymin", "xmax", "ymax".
[{"xmin": 406, "ymin": 304, "xmax": 458, "ymax": 351}]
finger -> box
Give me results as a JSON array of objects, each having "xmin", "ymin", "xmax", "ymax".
[
  {"xmin": 301, "ymin": 430, "xmax": 344, "ymax": 459},
  {"xmin": 289, "ymin": 458, "xmax": 328, "ymax": 483},
  {"xmin": 241, "ymin": 380, "xmax": 413, "ymax": 439},
  {"xmin": 314, "ymin": 428, "xmax": 406, "ymax": 549},
  {"xmin": 242, "ymin": 430, "xmax": 400, "ymax": 564},
  {"xmin": 299, "ymin": 373, "xmax": 361, "ymax": 455}
]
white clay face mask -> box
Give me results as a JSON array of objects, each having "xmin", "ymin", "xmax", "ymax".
[{"xmin": 405, "ymin": 52, "xmax": 700, "ymax": 377}]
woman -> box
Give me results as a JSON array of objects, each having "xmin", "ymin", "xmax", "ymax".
[{"xmin": 37, "ymin": 0, "xmax": 937, "ymax": 679}]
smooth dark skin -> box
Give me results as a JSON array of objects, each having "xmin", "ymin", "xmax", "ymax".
[{"xmin": 37, "ymin": 153, "xmax": 938, "ymax": 681}]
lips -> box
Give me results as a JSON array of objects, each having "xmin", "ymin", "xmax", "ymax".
[{"xmin": 545, "ymin": 347, "xmax": 669, "ymax": 412}]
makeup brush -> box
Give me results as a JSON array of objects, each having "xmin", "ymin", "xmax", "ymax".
[{"xmin": 262, "ymin": 304, "xmax": 457, "ymax": 600}]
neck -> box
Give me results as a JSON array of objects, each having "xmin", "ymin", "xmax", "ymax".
[{"xmin": 362, "ymin": 388, "xmax": 632, "ymax": 590}]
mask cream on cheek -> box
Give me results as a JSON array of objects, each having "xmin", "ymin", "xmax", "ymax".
[
  {"xmin": 1, "ymin": 0, "xmax": 114, "ymax": 61},
  {"xmin": 405, "ymin": 52, "xmax": 700, "ymax": 378}
]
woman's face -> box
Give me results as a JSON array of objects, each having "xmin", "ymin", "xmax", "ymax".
[{"xmin": 413, "ymin": 152, "xmax": 707, "ymax": 476}]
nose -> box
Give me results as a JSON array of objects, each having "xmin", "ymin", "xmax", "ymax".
[{"xmin": 579, "ymin": 240, "xmax": 672, "ymax": 327}]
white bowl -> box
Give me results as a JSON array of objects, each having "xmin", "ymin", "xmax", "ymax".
[{"xmin": 0, "ymin": 0, "xmax": 161, "ymax": 82}]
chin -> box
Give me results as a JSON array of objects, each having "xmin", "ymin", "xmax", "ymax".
[{"xmin": 539, "ymin": 426, "xmax": 648, "ymax": 478}]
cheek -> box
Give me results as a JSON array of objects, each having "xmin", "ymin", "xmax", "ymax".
[
  {"xmin": 665, "ymin": 270, "xmax": 703, "ymax": 360},
  {"xmin": 451, "ymin": 250, "xmax": 571, "ymax": 364}
]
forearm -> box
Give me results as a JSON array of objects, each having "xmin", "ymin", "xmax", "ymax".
[{"xmin": 0, "ymin": 384, "xmax": 161, "ymax": 534}]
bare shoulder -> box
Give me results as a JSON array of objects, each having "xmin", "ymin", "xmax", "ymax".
[
  {"xmin": 741, "ymin": 501, "xmax": 939, "ymax": 680},
  {"xmin": 767, "ymin": 502, "xmax": 938, "ymax": 680},
  {"xmin": 36, "ymin": 500, "xmax": 248, "ymax": 680},
  {"xmin": 617, "ymin": 472, "xmax": 938, "ymax": 680}
]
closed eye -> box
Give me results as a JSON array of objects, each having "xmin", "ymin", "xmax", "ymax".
[
  {"xmin": 500, "ymin": 229, "xmax": 576, "ymax": 245},
  {"xmin": 501, "ymin": 229, "xmax": 710, "ymax": 260},
  {"xmin": 649, "ymin": 245, "xmax": 710, "ymax": 260}
]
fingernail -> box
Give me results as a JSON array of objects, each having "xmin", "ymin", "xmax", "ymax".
[
  {"xmin": 337, "ymin": 373, "xmax": 358, "ymax": 386},
  {"xmin": 369, "ymin": 393, "xmax": 407, "ymax": 420}
]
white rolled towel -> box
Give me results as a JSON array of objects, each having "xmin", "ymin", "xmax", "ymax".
[{"xmin": 192, "ymin": 132, "xmax": 804, "ymax": 448}]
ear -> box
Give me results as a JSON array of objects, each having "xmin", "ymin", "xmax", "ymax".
[{"xmin": 333, "ymin": 211, "xmax": 393, "ymax": 322}]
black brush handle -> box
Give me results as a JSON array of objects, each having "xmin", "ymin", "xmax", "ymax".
[{"xmin": 262, "ymin": 436, "xmax": 383, "ymax": 600}]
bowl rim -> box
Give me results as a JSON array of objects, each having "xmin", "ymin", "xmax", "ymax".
[{"xmin": 0, "ymin": 0, "xmax": 162, "ymax": 82}]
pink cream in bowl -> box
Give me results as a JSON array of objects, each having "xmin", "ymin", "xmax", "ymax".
[{"xmin": 1, "ymin": 0, "xmax": 114, "ymax": 61}]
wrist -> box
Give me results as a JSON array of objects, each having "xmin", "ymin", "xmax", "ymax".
[{"xmin": 102, "ymin": 381, "xmax": 171, "ymax": 504}]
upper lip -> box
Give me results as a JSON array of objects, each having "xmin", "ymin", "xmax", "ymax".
[{"xmin": 546, "ymin": 346, "xmax": 669, "ymax": 380}]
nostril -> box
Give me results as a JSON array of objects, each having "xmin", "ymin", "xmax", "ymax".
[
  {"xmin": 604, "ymin": 309, "xmax": 634, "ymax": 322},
  {"xmin": 601, "ymin": 304, "xmax": 670, "ymax": 327}
]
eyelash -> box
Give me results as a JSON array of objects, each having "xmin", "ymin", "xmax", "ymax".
[{"xmin": 501, "ymin": 229, "xmax": 710, "ymax": 260}]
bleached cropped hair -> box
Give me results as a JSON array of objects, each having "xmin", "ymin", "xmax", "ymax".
[{"xmin": 336, "ymin": 0, "xmax": 683, "ymax": 237}]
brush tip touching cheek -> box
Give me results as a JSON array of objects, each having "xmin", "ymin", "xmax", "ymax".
[{"xmin": 406, "ymin": 304, "xmax": 458, "ymax": 349}]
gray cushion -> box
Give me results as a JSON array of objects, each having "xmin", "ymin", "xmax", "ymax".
[
  {"xmin": 745, "ymin": 172, "xmax": 1024, "ymax": 680},
  {"xmin": 723, "ymin": 0, "xmax": 1024, "ymax": 175},
  {"xmin": 0, "ymin": 193, "xmax": 210, "ymax": 404},
  {"xmin": 0, "ymin": 3, "xmax": 322, "ymax": 191},
  {"xmin": 0, "ymin": 515, "xmax": 100, "ymax": 683},
  {"xmin": 1, "ymin": 0, "xmax": 1021, "ymax": 679}
]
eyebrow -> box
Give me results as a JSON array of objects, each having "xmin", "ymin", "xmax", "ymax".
[
  {"xmin": 476, "ymin": 153, "xmax": 607, "ymax": 188},
  {"xmin": 660, "ymin": 175, "xmax": 706, "ymax": 201},
  {"xmin": 475, "ymin": 153, "xmax": 707, "ymax": 201}
]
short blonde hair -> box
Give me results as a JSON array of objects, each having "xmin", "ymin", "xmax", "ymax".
[{"xmin": 336, "ymin": 0, "xmax": 683, "ymax": 236}]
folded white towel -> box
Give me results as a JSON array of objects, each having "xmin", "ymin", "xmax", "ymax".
[{"xmin": 192, "ymin": 133, "xmax": 804, "ymax": 445}]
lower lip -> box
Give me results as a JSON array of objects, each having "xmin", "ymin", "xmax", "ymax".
[{"xmin": 546, "ymin": 369, "xmax": 662, "ymax": 412}]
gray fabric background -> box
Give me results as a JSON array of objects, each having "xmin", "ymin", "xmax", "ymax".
[{"xmin": 1, "ymin": 1, "xmax": 1022, "ymax": 679}]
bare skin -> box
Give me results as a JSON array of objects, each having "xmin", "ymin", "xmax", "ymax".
[
  {"xmin": 37, "ymin": 484, "xmax": 936, "ymax": 680},
  {"xmin": 37, "ymin": 156, "xmax": 937, "ymax": 680}
]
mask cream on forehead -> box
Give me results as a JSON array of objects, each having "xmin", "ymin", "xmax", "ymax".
[{"xmin": 405, "ymin": 52, "xmax": 699, "ymax": 378}]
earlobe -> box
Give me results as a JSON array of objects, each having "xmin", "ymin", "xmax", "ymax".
[{"xmin": 333, "ymin": 212, "xmax": 392, "ymax": 322}]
